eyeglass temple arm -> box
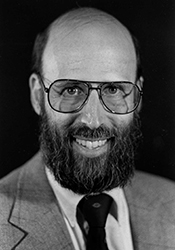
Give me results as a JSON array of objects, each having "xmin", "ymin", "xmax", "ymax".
[{"xmin": 37, "ymin": 74, "xmax": 49, "ymax": 93}]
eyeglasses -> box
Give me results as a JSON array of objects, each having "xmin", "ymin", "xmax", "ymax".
[{"xmin": 38, "ymin": 75, "xmax": 143, "ymax": 115}]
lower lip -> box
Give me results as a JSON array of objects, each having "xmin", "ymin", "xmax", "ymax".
[{"xmin": 73, "ymin": 140, "xmax": 109, "ymax": 158}]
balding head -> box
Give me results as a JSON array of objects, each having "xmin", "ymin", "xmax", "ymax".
[{"xmin": 32, "ymin": 7, "xmax": 141, "ymax": 81}]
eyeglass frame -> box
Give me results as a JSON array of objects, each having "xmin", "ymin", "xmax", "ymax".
[{"xmin": 37, "ymin": 74, "xmax": 143, "ymax": 115}]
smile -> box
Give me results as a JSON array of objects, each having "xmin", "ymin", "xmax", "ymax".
[{"xmin": 76, "ymin": 138, "xmax": 107, "ymax": 149}]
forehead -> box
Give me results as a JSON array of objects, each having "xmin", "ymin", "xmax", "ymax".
[{"xmin": 42, "ymin": 14, "xmax": 137, "ymax": 82}]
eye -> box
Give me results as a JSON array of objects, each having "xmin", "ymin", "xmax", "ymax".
[
  {"xmin": 62, "ymin": 86, "xmax": 84, "ymax": 96},
  {"xmin": 107, "ymin": 86, "xmax": 118, "ymax": 94},
  {"xmin": 103, "ymin": 85, "xmax": 119, "ymax": 95}
]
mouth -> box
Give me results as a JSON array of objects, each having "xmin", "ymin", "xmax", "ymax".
[
  {"xmin": 75, "ymin": 137, "xmax": 107, "ymax": 150},
  {"xmin": 72, "ymin": 136, "xmax": 111, "ymax": 157}
]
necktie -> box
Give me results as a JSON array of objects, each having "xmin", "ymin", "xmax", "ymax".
[{"xmin": 77, "ymin": 193, "xmax": 113, "ymax": 250}]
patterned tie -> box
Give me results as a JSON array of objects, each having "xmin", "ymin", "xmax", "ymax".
[{"xmin": 77, "ymin": 193, "xmax": 113, "ymax": 250}]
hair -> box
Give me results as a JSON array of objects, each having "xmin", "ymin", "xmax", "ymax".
[{"xmin": 31, "ymin": 7, "xmax": 142, "ymax": 80}]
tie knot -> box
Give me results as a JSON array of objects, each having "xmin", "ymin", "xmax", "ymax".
[{"xmin": 78, "ymin": 193, "xmax": 113, "ymax": 228}]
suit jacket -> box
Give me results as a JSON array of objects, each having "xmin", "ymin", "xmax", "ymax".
[{"xmin": 0, "ymin": 152, "xmax": 175, "ymax": 250}]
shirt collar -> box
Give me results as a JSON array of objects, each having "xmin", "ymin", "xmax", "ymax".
[{"xmin": 45, "ymin": 166, "xmax": 127, "ymax": 227}]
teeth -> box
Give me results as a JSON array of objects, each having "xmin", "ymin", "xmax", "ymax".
[{"xmin": 76, "ymin": 138, "xmax": 107, "ymax": 149}]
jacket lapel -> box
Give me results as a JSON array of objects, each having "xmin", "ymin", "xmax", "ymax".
[
  {"xmin": 124, "ymin": 172, "xmax": 175, "ymax": 250},
  {"xmin": 8, "ymin": 153, "xmax": 75, "ymax": 250}
]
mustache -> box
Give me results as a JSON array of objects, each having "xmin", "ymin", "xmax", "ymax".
[
  {"xmin": 56, "ymin": 114, "xmax": 123, "ymax": 140},
  {"xmin": 67, "ymin": 124, "xmax": 115, "ymax": 139},
  {"xmin": 63, "ymin": 124, "xmax": 125, "ymax": 142}
]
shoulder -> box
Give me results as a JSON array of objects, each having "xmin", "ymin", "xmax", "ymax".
[
  {"xmin": 125, "ymin": 170, "xmax": 175, "ymax": 207},
  {"xmin": 0, "ymin": 166, "xmax": 22, "ymax": 225},
  {"xmin": 0, "ymin": 167, "xmax": 21, "ymax": 203},
  {"xmin": 0, "ymin": 152, "xmax": 41, "ymax": 188},
  {"xmin": 134, "ymin": 170, "xmax": 175, "ymax": 194},
  {"xmin": 0, "ymin": 153, "xmax": 42, "ymax": 213}
]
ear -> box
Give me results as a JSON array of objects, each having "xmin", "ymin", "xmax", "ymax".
[
  {"xmin": 29, "ymin": 73, "xmax": 43, "ymax": 115},
  {"xmin": 136, "ymin": 76, "xmax": 144, "ymax": 113}
]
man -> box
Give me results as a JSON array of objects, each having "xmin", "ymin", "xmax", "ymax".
[{"xmin": 0, "ymin": 7, "xmax": 175, "ymax": 250}]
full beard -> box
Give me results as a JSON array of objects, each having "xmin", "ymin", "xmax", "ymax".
[{"xmin": 39, "ymin": 110, "xmax": 142, "ymax": 195}]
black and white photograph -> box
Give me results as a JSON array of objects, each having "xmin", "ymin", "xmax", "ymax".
[{"xmin": 0, "ymin": 0, "xmax": 175, "ymax": 249}]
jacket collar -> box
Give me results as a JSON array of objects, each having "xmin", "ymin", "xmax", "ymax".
[{"xmin": 9, "ymin": 152, "xmax": 75, "ymax": 250}]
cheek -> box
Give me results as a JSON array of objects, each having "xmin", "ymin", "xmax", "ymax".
[
  {"xmin": 111, "ymin": 113, "xmax": 134, "ymax": 127},
  {"xmin": 44, "ymin": 98, "xmax": 70, "ymax": 125}
]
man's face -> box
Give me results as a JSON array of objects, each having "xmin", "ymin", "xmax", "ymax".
[{"xmin": 33, "ymin": 21, "xmax": 142, "ymax": 194}]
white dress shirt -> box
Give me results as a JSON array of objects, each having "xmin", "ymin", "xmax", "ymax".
[{"xmin": 46, "ymin": 167, "xmax": 134, "ymax": 250}]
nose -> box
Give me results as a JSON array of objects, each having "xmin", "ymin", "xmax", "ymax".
[{"xmin": 78, "ymin": 90, "xmax": 105, "ymax": 128}]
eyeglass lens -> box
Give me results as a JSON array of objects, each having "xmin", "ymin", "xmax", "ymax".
[{"xmin": 49, "ymin": 80, "xmax": 140, "ymax": 113}]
